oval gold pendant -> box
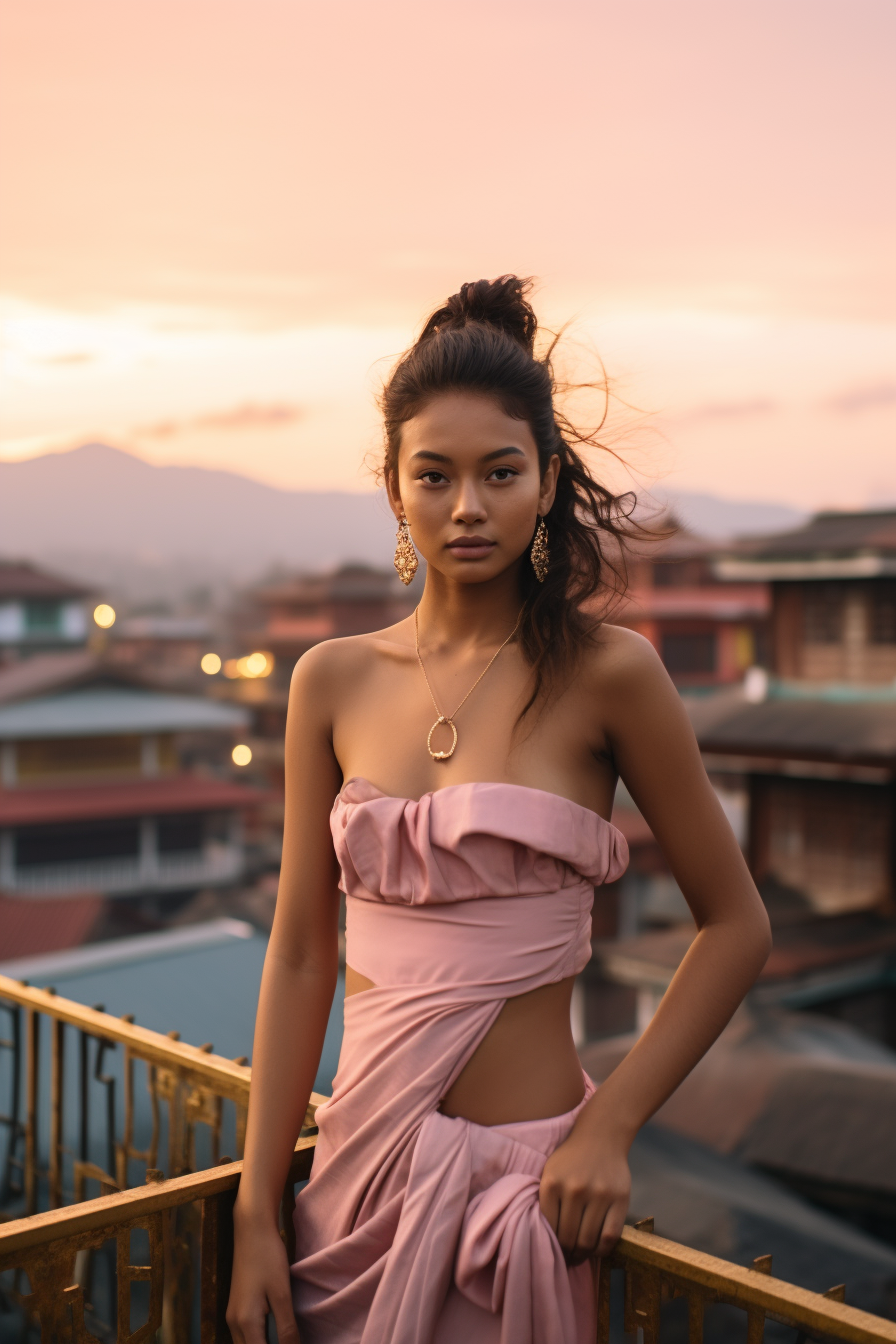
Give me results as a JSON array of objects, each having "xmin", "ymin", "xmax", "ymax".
[{"xmin": 427, "ymin": 715, "xmax": 458, "ymax": 761}]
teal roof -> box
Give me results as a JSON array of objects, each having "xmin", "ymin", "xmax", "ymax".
[
  {"xmin": 0, "ymin": 924, "xmax": 343, "ymax": 1192},
  {"xmin": 9, "ymin": 923, "xmax": 343, "ymax": 1093},
  {"xmin": 0, "ymin": 686, "xmax": 249, "ymax": 739}
]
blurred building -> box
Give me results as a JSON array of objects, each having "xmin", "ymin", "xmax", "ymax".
[
  {"xmin": 0, "ymin": 651, "xmax": 260, "ymax": 903},
  {"xmin": 232, "ymin": 562, "xmax": 420, "ymax": 691},
  {"xmin": 110, "ymin": 614, "xmax": 217, "ymax": 686},
  {"xmin": 200, "ymin": 564, "xmax": 422, "ymax": 848},
  {"xmin": 593, "ymin": 507, "xmax": 896, "ymax": 1051},
  {"xmin": 690, "ymin": 681, "xmax": 896, "ymax": 923},
  {"xmin": 714, "ymin": 507, "xmax": 896, "ymax": 685},
  {"xmin": 613, "ymin": 523, "xmax": 771, "ymax": 687},
  {"xmin": 0, "ymin": 560, "xmax": 94, "ymax": 664}
]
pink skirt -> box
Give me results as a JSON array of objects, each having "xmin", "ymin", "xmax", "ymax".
[{"xmin": 293, "ymin": 1065, "xmax": 598, "ymax": 1343}]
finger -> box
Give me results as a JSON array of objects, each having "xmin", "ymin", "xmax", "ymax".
[
  {"xmin": 538, "ymin": 1179, "xmax": 561, "ymax": 1236},
  {"xmin": 568, "ymin": 1197, "xmax": 609, "ymax": 1266},
  {"xmin": 271, "ymin": 1290, "xmax": 302, "ymax": 1344},
  {"xmin": 226, "ymin": 1309, "xmax": 267, "ymax": 1344},
  {"xmin": 596, "ymin": 1200, "xmax": 628, "ymax": 1258},
  {"xmin": 555, "ymin": 1191, "xmax": 589, "ymax": 1257}
]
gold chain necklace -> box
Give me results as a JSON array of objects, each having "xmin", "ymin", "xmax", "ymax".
[{"xmin": 414, "ymin": 606, "xmax": 523, "ymax": 761}]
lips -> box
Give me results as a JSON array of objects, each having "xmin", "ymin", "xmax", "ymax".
[{"xmin": 446, "ymin": 536, "xmax": 497, "ymax": 560}]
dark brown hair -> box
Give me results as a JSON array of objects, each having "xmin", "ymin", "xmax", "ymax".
[{"xmin": 381, "ymin": 275, "xmax": 641, "ymax": 716}]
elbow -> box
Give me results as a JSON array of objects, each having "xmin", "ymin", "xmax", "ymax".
[{"xmin": 750, "ymin": 897, "xmax": 774, "ymax": 970}]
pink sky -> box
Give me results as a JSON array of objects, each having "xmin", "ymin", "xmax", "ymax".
[{"xmin": 1, "ymin": 0, "xmax": 894, "ymax": 504}]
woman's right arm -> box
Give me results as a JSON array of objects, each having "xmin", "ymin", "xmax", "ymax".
[{"xmin": 226, "ymin": 644, "xmax": 344, "ymax": 1344}]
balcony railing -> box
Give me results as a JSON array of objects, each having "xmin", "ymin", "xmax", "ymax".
[
  {"xmin": 5, "ymin": 847, "xmax": 243, "ymax": 897},
  {"xmin": 1, "ymin": 972, "xmax": 895, "ymax": 1342}
]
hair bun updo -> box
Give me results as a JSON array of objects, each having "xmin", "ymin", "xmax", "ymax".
[
  {"xmin": 381, "ymin": 271, "xmax": 644, "ymax": 720},
  {"xmin": 418, "ymin": 275, "xmax": 538, "ymax": 355}
]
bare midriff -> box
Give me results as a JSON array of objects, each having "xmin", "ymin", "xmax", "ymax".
[{"xmin": 344, "ymin": 965, "xmax": 586, "ymax": 1125}]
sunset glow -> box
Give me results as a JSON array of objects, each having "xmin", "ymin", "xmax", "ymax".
[{"xmin": 1, "ymin": 0, "xmax": 893, "ymax": 509}]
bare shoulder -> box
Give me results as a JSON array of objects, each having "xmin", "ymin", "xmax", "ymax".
[
  {"xmin": 583, "ymin": 622, "xmax": 668, "ymax": 694},
  {"xmin": 289, "ymin": 621, "xmax": 413, "ymax": 702},
  {"xmin": 575, "ymin": 621, "xmax": 688, "ymax": 746}
]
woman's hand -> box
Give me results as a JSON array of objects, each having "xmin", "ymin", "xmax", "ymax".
[
  {"xmin": 538, "ymin": 1121, "xmax": 631, "ymax": 1266},
  {"xmin": 226, "ymin": 1213, "xmax": 301, "ymax": 1344}
]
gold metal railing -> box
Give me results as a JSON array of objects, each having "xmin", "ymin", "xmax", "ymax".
[
  {"xmin": 2, "ymin": 974, "xmax": 896, "ymax": 1342},
  {"xmin": 597, "ymin": 1219, "xmax": 896, "ymax": 1344},
  {"xmin": 0, "ymin": 973, "xmax": 324, "ymax": 1339}
]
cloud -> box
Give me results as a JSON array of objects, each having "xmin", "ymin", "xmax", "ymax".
[
  {"xmin": 664, "ymin": 399, "xmax": 778, "ymax": 427},
  {"xmin": 136, "ymin": 402, "xmax": 304, "ymax": 438},
  {"xmin": 823, "ymin": 383, "xmax": 896, "ymax": 415},
  {"xmin": 38, "ymin": 352, "xmax": 95, "ymax": 365}
]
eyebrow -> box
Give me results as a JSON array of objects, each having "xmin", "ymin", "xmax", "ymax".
[{"xmin": 408, "ymin": 446, "xmax": 527, "ymax": 464}]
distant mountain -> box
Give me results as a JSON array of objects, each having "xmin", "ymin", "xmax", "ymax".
[
  {"xmin": 0, "ymin": 443, "xmax": 395, "ymax": 599},
  {"xmin": 650, "ymin": 487, "xmax": 807, "ymax": 539},
  {"xmin": 0, "ymin": 442, "xmax": 809, "ymax": 602}
]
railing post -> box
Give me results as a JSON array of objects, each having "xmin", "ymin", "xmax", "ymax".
[
  {"xmin": 200, "ymin": 1186, "xmax": 236, "ymax": 1344},
  {"xmin": 24, "ymin": 1006, "xmax": 39, "ymax": 1215},
  {"xmin": 49, "ymin": 1015, "xmax": 65, "ymax": 1208}
]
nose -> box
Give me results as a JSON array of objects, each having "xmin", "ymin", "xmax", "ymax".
[{"xmin": 451, "ymin": 475, "xmax": 487, "ymax": 526}]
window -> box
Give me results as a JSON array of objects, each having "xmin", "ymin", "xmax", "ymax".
[
  {"xmin": 762, "ymin": 777, "xmax": 891, "ymax": 914},
  {"xmin": 157, "ymin": 815, "xmax": 204, "ymax": 854},
  {"xmin": 15, "ymin": 820, "xmax": 140, "ymax": 868},
  {"xmin": 652, "ymin": 559, "xmax": 708, "ymax": 588},
  {"xmin": 24, "ymin": 600, "xmax": 62, "ymax": 634},
  {"xmin": 661, "ymin": 631, "xmax": 716, "ymax": 675},
  {"xmin": 870, "ymin": 583, "xmax": 896, "ymax": 644},
  {"xmin": 803, "ymin": 585, "xmax": 844, "ymax": 643},
  {"xmin": 17, "ymin": 736, "xmax": 143, "ymax": 780}
]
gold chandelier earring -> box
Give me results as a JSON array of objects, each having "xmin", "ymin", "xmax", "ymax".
[
  {"xmin": 530, "ymin": 515, "xmax": 549, "ymax": 583},
  {"xmin": 394, "ymin": 515, "xmax": 419, "ymax": 585}
]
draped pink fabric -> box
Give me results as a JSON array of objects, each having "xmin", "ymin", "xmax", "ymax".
[{"xmin": 290, "ymin": 777, "xmax": 629, "ymax": 1343}]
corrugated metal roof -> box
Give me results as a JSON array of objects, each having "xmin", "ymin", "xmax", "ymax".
[
  {"xmin": 688, "ymin": 694, "xmax": 896, "ymax": 763},
  {"xmin": 0, "ymin": 775, "xmax": 264, "ymax": 825},
  {"xmin": 732, "ymin": 509, "xmax": 896, "ymax": 558},
  {"xmin": 0, "ymin": 686, "xmax": 249, "ymax": 739},
  {"xmin": 584, "ymin": 1004, "xmax": 896, "ymax": 1203},
  {"xmin": 626, "ymin": 1124, "xmax": 896, "ymax": 1314}
]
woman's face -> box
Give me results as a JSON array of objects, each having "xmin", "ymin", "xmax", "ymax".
[{"xmin": 388, "ymin": 391, "xmax": 559, "ymax": 585}]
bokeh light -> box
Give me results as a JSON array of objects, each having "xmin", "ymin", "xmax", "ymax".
[
  {"xmin": 93, "ymin": 604, "xmax": 116, "ymax": 629},
  {"xmin": 223, "ymin": 659, "xmax": 241, "ymax": 679},
  {"xmin": 234, "ymin": 651, "xmax": 274, "ymax": 679},
  {"xmin": 232, "ymin": 743, "xmax": 253, "ymax": 767},
  {"xmin": 200, "ymin": 652, "xmax": 222, "ymax": 675}
]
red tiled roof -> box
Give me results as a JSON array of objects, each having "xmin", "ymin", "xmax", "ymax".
[
  {"xmin": 0, "ymin": 561, "xmax": 93, "ymax": 601},
  {"xmin": 0, "ymin": 775, "xmax": 265, "ymax": 826},
  {"xmin": 0, "ymin": 652, "xmax": 176, "ymax": 707},
  {"xmin": 0, "ymin": 893, "xmax": 104, "ymax": 960},
  {"xmin": 0, "ymin": 651, "xmax": 99, "ymax": 705}
]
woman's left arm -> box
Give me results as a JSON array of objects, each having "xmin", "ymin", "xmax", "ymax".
[{"xmin": 540, "ymin": 629, "xmax": 772, "ymax": 1264}]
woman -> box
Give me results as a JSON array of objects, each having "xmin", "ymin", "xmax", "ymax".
[{"xmin": 227, "ymin": 276, "xmax": 772, "ymax": 1343}]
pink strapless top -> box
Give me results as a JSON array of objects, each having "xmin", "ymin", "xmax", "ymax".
[{"xmin": 331, "ymin": 776, "xmax": 629, "ymax": 905}]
